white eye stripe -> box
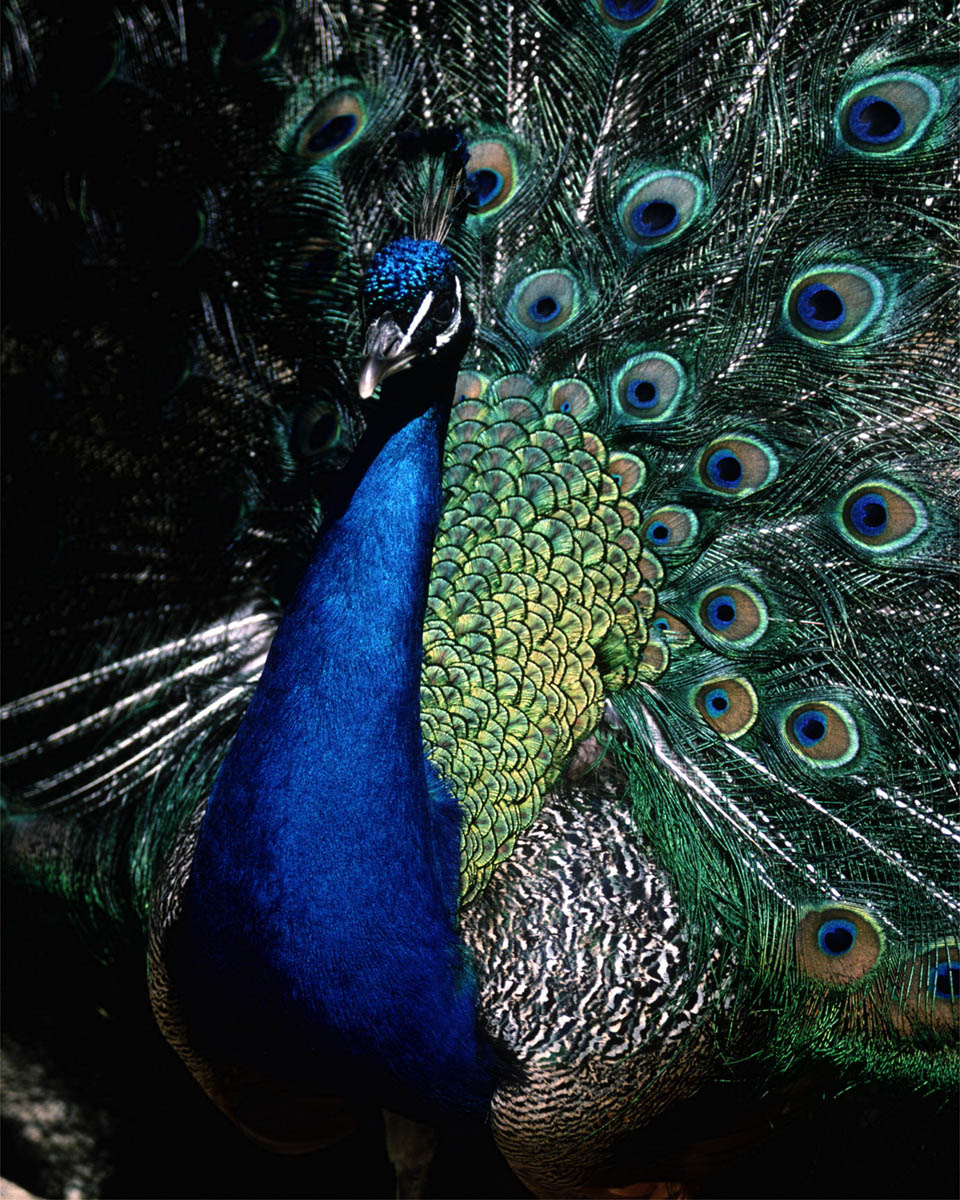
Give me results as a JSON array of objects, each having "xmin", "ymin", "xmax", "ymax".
[
  {"xmin": 433, "ymin": 276, "xmax": 463, "ymax": 350},
  {"xmin": 395, "ymin": 288, "xmax": 436, "ymax": 355}
]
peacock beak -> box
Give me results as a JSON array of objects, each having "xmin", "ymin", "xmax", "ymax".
[{"xmin": 358, "ymin": 313, "xmax": 418, "ymax": 399}]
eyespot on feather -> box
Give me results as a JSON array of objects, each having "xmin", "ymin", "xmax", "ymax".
[
  {"xmin": 781, "ymin": 701, "xmax": 859, "ymax": 768},
  {"xmin": 225, "ymin": 8, "xmax": 286, "ymax": 69},
  {"xmin": 612, "ymin": 352, "xmax": 686, "ymax": 422},
  {"xmin": 618, "ymin": 171, "xmax": 705, "ymax": 247},
  {"xmin": 785, "ymin": 265, "xmax": 885, "ymax": 344},
  {"xmin": 606, "ymin": 452, "xmax": 646, "ymax": 496},
  {"xmin": 510, "ymin": 270, "xmax": 580, "ymax": 337},
  {"xmin": 796, "ymin": 905, "xmax": 884, "ymax": 986},
  {"xmin": 596, "ymin": 0, "xmax": 669, "ymax": 33},
  {"xmin": 695, "ymin": 435, "xmax": 778, "ymax": 497},
  {"xmin": 296, "ymin": 91, "xmax": 366, "ymax": 161},
  {"xmin": 650, "ymin": 609, "xmax": 694, "ymax": 647},
  {"xmin": 291, "ymin": 400, "xmax": 343, "ymax": 460},
  {"xmin": 640, "ymin": 505, "xmax": 698, "ymax": 552},
  {"xmin": 696, "ymin": 583, "xmax": 767, "ymax": 647},
  {"xmin": 692, "ymin": 676, "xmax": 758, "ymax": 739},
  {"xmin": 455, "ymin": 371, "xmax": 490, "ymax": 402},
  {"xmin": 888, "ymin": 942, "xmax": 960, "ymax": 1037},
  {"xmin": 466, "ymin": 139, "xmax": 517, "ymax": 216},
  {"xmin": 548, "ymin": 379, "xmax": 599, "ymax": 422},
  {"xmin": 286, "ymin": 238, "xmax": 344, "ymax": 299},
  {"xmin": 836, "ymin": 481, "xmax": 928, "ymax": 554},
  {"xmin": 837, "ymin": 72, "xmax": 941, "ymax": 155}
]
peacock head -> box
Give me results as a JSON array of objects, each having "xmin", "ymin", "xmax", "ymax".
[{"xmin": 358, "ymin": 237, "xmax": 471, "ymax": 399}]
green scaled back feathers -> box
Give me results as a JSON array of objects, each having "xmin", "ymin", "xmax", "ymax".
[{"xmin": 2, "ymin": 0, "xmax": 958, "ymax": 1194}]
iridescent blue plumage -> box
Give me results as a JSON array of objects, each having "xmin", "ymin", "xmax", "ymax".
[{"xmin": 1, "ymin": 1, "xmax": 957, "ymax": 1197}]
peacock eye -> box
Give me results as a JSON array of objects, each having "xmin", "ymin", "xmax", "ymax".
[
  {"xmin": 696, "ymin": 583, "xmax": 767, "ymax": 647},
  {"xmin": 510, "ymin": 270, "xmax": 579, "ymax": 337},
  {"xmin": 547, "ymin": 379, "xmax": 599, "ymax": 422},
  {"xmin": 291, "ymin": 400, "xmax": 343, "ymax": 459},
  {"xmin": 605, "ymin": 452, "xmax": 646, "ymax": 496},
  {"xmin": 225, "ymin": 8, "xmax": 286, "ymax": 68},
  {"xmin": 640, "ymin": 505, "xmax": 698, "ymax": 552},
  {"xmin": 469, "ymin": 170, "xmax": 502, "ymax": 206},
  {"xmin": 692, "ymin": 676, "xmax": 758, "ymax": 739},
  {"xmin": 836, "ymin": 480, "xmax": 928, "ymax": 554},
  {"xmin": 796, "ymin": 906, "xmax": 883, "ymax": 985},
  {"xmin": 285, "ymin": 238, "xmax": 343, "ymax": 299},
  {"xmin": 889, "ymin": 942, "xmax": 959, "ymax": 1036},
  {"xmin": 780, "ymin": 700, "xmax": 859, "ymax": 768},
  {"xmin": 618, "ymin": 171, "xmax": 705, "ymax": 248},
  {"xmin": 454, "ymin": 371, "xmax": 489, "ymax": 402},
  {"xmin": 650, "ymin": 609, "xmax": 694, "ymax": 646},
  {"xmin": 597, "ymin": 0, "xmax": 669, "ymax": 32},
  {"xmin": 785, "ymin": 265, "xmax": 885, "ymax": 344},
  {"xmin": 837, "ymin": 72, "xmax": 941, "ymax": 155},
  {"xmin": 929, "ymin": 960, "xmax": 960, "ymax": 1001},
  {"xmin": 612, "ymin": 352, "xmax": 686, "ymax": 422},
  {"xmin": 465, "ymin": 139, "xmax": 518, "ymax": 217},
  {"xmin": 296, "ymin": 92, "xmax": 366, "ymax": 161},
  {"xmin": 817, "ymin": 919, "xmax": 857, "ymax": 956},
  {"xmin": 432, "ymin": 297, "xmax": 454, "ymax": 324},
  {"xmin": 695, "ymin": 435, "xmax": 778, "ymax": 497}
]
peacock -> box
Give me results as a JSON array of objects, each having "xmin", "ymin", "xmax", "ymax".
[{"xmin": 2, "ymin": 0, "xmax": 958, "ymax": 1196}]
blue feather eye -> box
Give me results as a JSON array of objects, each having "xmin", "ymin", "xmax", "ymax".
[
  {"xmin": 651, "ymin": 609, "xmax": 694, "ymax": 646},
  {"xmin": 781, "ymin": 701, "xmax": 859, "ymax": 768},
  {"xmin": 697, "ymin": 583, "xmax": 767, "ymax": 647},
  {"xmin": 692, "ymin": 676, "xmax": 758, "ymax": 738},
  {"xmin": 796, "ymin": 283, "xmax": 845, "ymax": 331},
  {"xmin": 836, "ymin": 481, "xmax": 928, "ymax": 554},
  {"xmin": 597, "ymin": 0, "xmax": 668, "ymax": 32},
  {"xmin": 838, "ymin": 72, "xmax": 941, "ymax": 155},
  {"xmin": 466, "ymin": 139, "xmax": 517, "ymax": 217},
  {"xmin": 796, "ymin": 906, "xmax": 883, "ymax": 986},
  {"xmin": 612, "ymin": 352, "xmax": 686, "ymax": 423},
  {"xmin": 548, "ymin": 379, "xmax": 599, "ymax": 422},
  {"xmin": 470, "ymin": 170, "xmax": 503, "ymax": 207},
  {"xmin": 640, "ymin": 505, "xmax": 698, "ymax": 553},
  {"xmin": 890, "ymin": 943, "xmax": 960, "ymax": 1037},
  {"xmin": 818, "ymin": 919, "xmax": 858, "ymax": 956},
  {"xmin": 695, "ymin": 436, "xmax": 778, "ymax": 497},
  {"xmin": 511, "ymin": 270, "xmax": 580, "ymax": 337},
  {"xmin": 618, "ymin": 171, "xmax": 705, "ymax": 248},
  {"xmin": 707, "ymin": 596, "xmax": 735, "ymax": 629},
  {"xmin": 849, "ymin": 96, "xmax": 903, "ymax": 143},
  {"xmin": 930, "ymin": 960, "xmax": 959, "ymax": 1001},
  {"xmin": 606, "ymin": 452, "xmax": 646, "ymax": 496},
  {"xmin": 786, "ymin": 265, "xmax": 885, "ymax": 344},
  {"xmin": 296, "ymin": 92, "xmax": 366, "ymax": 161},
  {"xmin": 225, "ymin": 8, "xmax": 286, "ymax": 68}
]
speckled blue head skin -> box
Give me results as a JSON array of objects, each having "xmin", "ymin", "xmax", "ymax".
[
  {"xmin": 362, "ymin": 238, "xmax": 456, "ymax": 321},
  {"xmin": 358, "ymin": 237, "xmax": 470, "ymax": 400}
]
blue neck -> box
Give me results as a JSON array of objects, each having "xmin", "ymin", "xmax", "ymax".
[{"xmin": 180, "ymin": 385, "xmax": 498, "ymax": 1115}]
